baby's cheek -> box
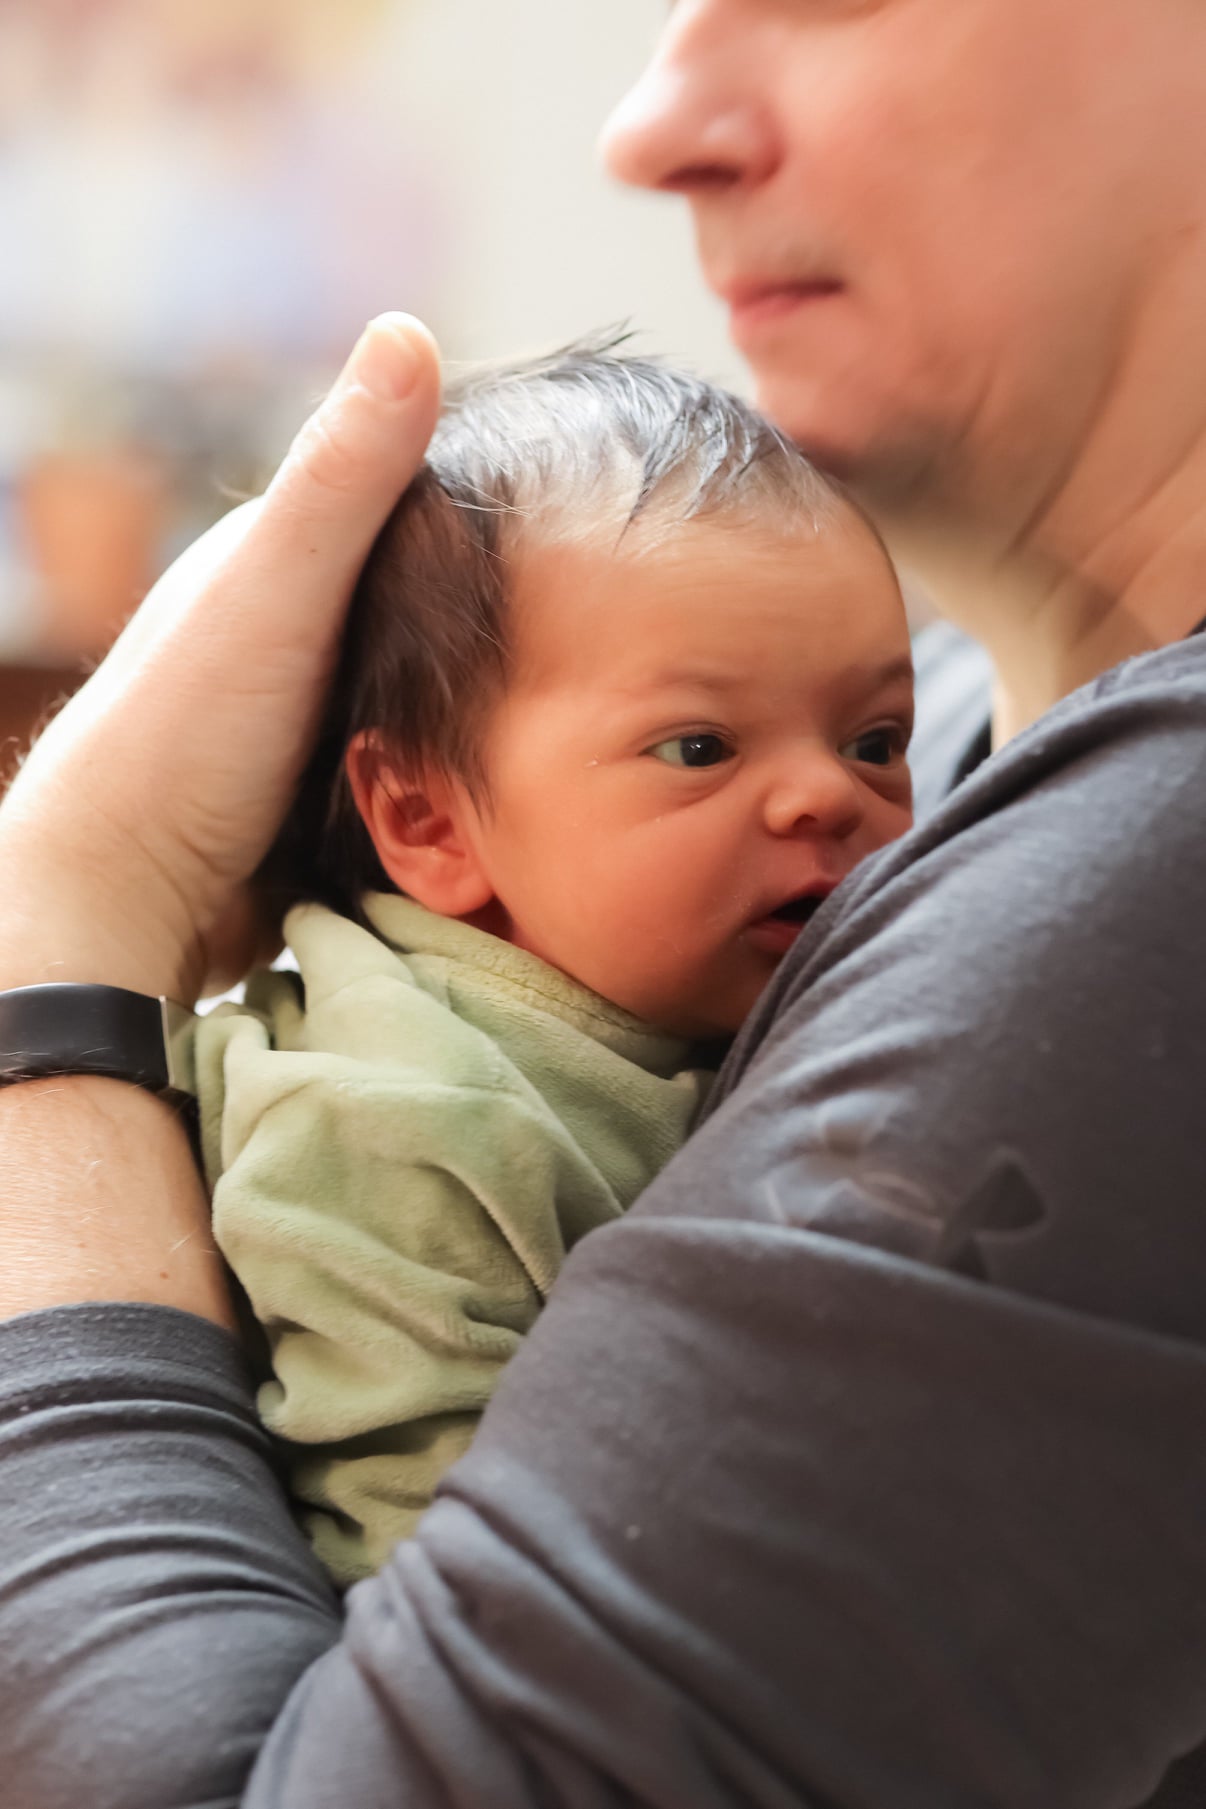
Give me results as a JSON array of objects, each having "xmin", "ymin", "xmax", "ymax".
[{"xmin": 864, "ymin": 794, "xmax": 913, "ymax": 856}]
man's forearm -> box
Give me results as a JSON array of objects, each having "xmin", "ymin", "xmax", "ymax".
[
  {"xmin": 0, "ymin": 867, "xmax": 235, "ymax": 1326},
  {"xmin": 0, "ymin": 1073, "xmax": 234, "ymax": 1326}
]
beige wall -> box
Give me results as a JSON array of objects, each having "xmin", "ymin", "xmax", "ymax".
[
  {"xmin": 0, "ymin": 1, "xmax": 748, "ymax": 660},
  {"xmin": 372, "ymin": 0, "xmax": 744, "ymax": 385}
]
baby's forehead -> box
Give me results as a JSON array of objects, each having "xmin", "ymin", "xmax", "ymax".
[
  {"xmin": 500, "ymin": 498, "xmax": 901, "ymax": 688},
  {"xmin": 507, "ymin": 486, "xmax": 878, "ymax": 598}
]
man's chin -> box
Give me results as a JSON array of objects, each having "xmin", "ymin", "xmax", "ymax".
[
  {"xmin": 752, "ymin": 369, "xmax": 945, "ymax": 519},
  {"xmin": 753, "ymin": 368, "xmax": 864, "ymax": 470}
]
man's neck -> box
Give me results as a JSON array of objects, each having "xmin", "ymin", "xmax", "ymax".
[
  {"xmin": 881, "ymin": 224, "xmax": 1206, "ymax": 744},
  {"xmin": 905, "ymin": 407, "xmax": 1206, "ymax": 748}
]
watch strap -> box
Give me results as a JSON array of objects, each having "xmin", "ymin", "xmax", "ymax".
[{"xmin": 0, "ymin": 984, "xmax": 197, "ymax": 1101}]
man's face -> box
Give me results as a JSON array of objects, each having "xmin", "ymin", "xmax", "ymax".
[
  {"xmin": 459, "ymin": 512, "xmax": 914, "ymax": 1037},
  {"xmin": 602, "ymin": 0, "xmax": 1204, "ymax": 541}
]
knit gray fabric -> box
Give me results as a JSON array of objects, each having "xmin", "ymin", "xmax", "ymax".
[{"xmin": 1, "ymin": 630, "xmax": 1204, "ymax": 1809}]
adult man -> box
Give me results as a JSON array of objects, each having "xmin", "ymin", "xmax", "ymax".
[
  {"xmin": 601, "ymin": 0, "xmax": 1206, "ymax": 740},
  {"xmin": 1, "ymin": 4, "xmax": 1204, "ymax": 1805}
]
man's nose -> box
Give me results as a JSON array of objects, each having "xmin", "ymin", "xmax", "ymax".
[
  {"xmin": 763, "ymin": 753, "xmax": 864, "ymax": 842},
  {"xmin": 599, "ymin": 3, "xmax": 775, "ymax": 195}
]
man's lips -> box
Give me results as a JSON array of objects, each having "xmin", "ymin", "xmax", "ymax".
[{"xmin": 719, "ymin": 278, "xmax": 844, "ymax": 339}]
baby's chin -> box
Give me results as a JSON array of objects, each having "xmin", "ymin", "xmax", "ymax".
[
  {"xmin": 631, "ymin": 979, "xmax": 768, "ymax": 1045},
  {"xmin": 543, "ymin": 936, "xmax": 775, "ymax": 1043}
]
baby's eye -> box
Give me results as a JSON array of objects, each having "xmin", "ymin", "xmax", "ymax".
[
  {"xmin": 840, "ymin": 725, "xmax": 909, "ymax": 767},
  {"xmin": 647, "ymin": 733, "xmax": 734, "ymax": 769}
]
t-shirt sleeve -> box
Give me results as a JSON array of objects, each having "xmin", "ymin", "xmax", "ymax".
[
  {"xmin": 1, "ymin": 639, "xmax": 1205, "ymax": 1808},
  {"xmin": 0, "ymin": 1303, "xmax": 342, "ymax": 1809}
]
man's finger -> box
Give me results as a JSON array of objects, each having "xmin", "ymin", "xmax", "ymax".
[
  {"xmin": 62, "ymin": 317, "xmax": 441, "ymax": 688},
  {"xmin": 252, "ymin": 313, "xmax": 442, "ymax": 606}
]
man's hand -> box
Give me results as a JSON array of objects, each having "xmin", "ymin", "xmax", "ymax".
[
  {"xmin": 0, "ymin": 313, "xmax": 441, "ymax": 1005},
  {"xmin": 0, "ymin": 314, "xmax": 439, "ymax": 1324}
]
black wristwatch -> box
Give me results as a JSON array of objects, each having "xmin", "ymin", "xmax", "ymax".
[{"xmin": 0, "ymin": 984, "xmax": 197, "ymax": 1104}]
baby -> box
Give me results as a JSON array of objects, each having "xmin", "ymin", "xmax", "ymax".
[{"xmin": 196, "ymin": 339, "xmax": 915, "ymax": 1586}]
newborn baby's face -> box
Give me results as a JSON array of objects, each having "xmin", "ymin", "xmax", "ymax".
[{"xmin": 464, "ymin": 509, "xmax": 915, "ymax": 1037}]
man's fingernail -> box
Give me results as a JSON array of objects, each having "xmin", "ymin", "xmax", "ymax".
[{"xmin": 341, "ymin": 313, "xmax": 424, "ymax": 403}]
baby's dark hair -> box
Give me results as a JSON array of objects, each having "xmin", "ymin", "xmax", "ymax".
[{"xmin": 267, "ymin": 330, "xmax": 846, "ymax": 919}]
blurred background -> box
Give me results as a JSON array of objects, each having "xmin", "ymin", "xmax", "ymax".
[{"xmin": 0, "ymin": 0, "xmax": 739, "ymax": 754}]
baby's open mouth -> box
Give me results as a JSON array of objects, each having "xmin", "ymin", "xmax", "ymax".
[
  {"xmin": 743, "ymin": 887, "xmax": 836, "ymax": 958},
  {"xmin": 765, "ymin": 893, "xmax": 825, "ymax": 926}
]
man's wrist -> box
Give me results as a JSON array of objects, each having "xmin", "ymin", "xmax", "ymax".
[
  {"xmin": 0, "ymin": 878, "xmax": 198, "ymax": 1004},
  {"xmin": 0, "ymin": 858, "xmax": 230, "ymax": 1326},
  {"xmin": 0, "ymin": 1073, "xmax": 233, "ymax": 1328}
]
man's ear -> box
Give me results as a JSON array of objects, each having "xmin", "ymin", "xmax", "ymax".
[{"xmin": 345, "ymin": 733, "xmax": 496, "ymax": 919}]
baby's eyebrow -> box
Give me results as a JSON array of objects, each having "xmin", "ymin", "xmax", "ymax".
[
  {"xmin": 635, "ymin": 654, "xmax": 914, "ymax": 695},
  {"xmin": 856, "ymin": 654, "xmax": 916, "ymax": 691},
  {"xmin": 636, "ymin": 666, "xmax": 748, "ymax": 694}
]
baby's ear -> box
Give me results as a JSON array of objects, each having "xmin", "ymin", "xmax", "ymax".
[{"xmin": 344, "ymin": 733, "xmax": 495, "ymax": 919}]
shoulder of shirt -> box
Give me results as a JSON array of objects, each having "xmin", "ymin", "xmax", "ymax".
[{"xmin": 871, "ymin": 625, "xmax": 1206, "ymax": 904}]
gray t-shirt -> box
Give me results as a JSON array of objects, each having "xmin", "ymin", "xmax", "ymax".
[{"xmin": 1, "ymin": 631, "xmax": 1205, "ymax": 1809}]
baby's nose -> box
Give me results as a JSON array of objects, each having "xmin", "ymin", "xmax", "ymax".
[{"xmin": 763, "ymin": 753, "xmax": 863, "ymax": 841}]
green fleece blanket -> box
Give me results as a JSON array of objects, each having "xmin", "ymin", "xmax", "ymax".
[{"xmin": 195, "ymin": 894, "xmax": 707, "ymax": 1585}]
